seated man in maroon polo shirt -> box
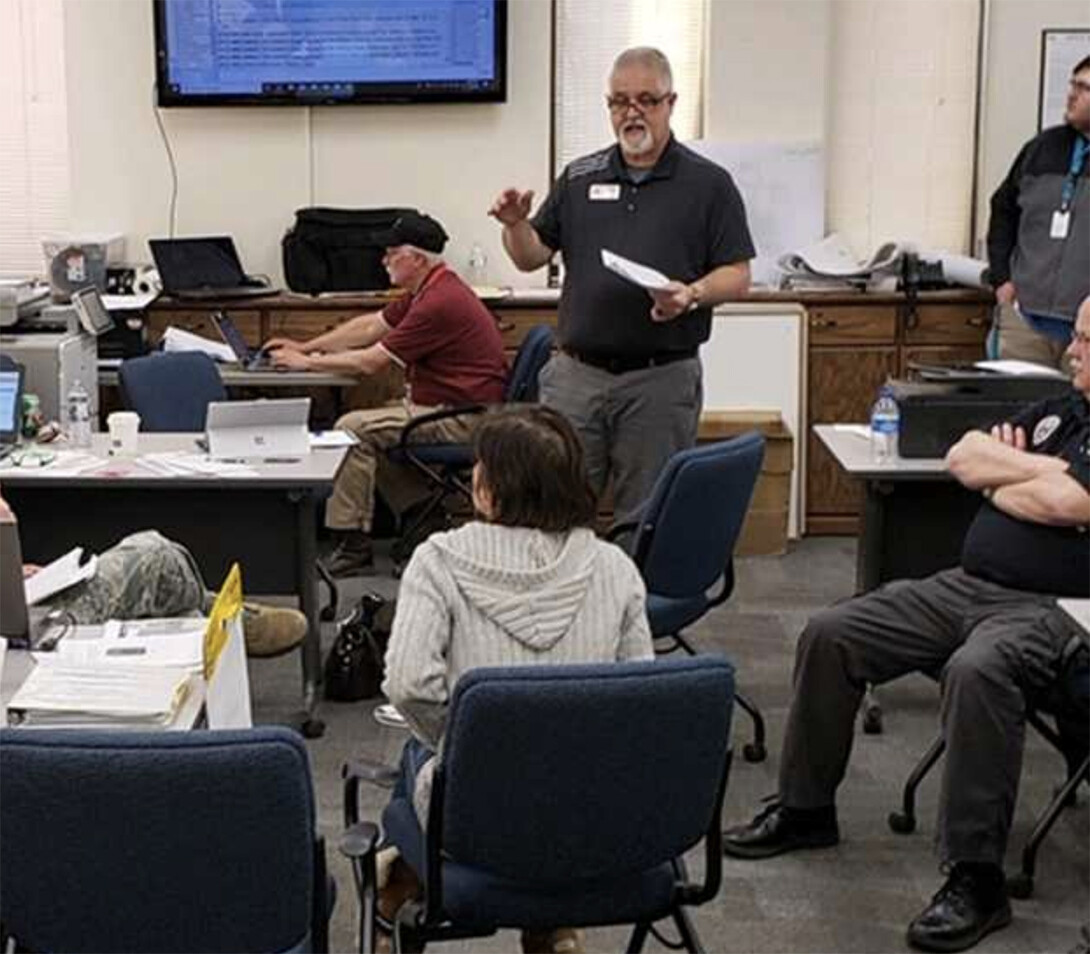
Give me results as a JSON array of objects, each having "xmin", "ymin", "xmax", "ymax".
[{"xmin": 267, "ymin": 212, "xmax": 508, "ymax": 576}]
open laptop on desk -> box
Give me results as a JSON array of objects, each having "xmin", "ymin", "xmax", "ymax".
[
  {"xmin": 149, "ymin": 236, "xmax": 278, "ymax": 301},
  {"xmin": 0, "ymin": 358, "xmax": 25, "ymax": 462},
  {"xmin": 212, "ymin": 312, "xmax": 274, "ymax": 370},
  {"xmin": 205, "ymin": 398, "xmax": 311, "ymax": 460}
]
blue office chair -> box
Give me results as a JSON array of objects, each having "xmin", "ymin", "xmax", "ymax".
[
  {"xmin": 889, "ymin": 643, "xmax": 1089, "ymax": 898},
  {"xmin": 118, "ymin": 350, "xmax": 226, "ymax": 431},
  {"xmin": 0, "ymin": 726, "xmax": 332, "ymax": 954},
  {"xmin": 386, "ymin": 324, "xmax": 554, "ymax": 568},
  {"xmin": 614, "ymin": 432, "xmax": 768, "ymax": 762},
  {"xmin": 342, "ymin": 656, "xmax": 735, "ymax": 954}
]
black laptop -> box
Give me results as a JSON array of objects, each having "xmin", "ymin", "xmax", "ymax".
[
  {"xmin": 0, "ymin": 357, "xmax": 25, "ymax": 462},
  {"xmin": 149, "ymin": 236, "xmax": 278, "ymax": 300},
  {"xmin": 211, "ymin": 312, "xmax": 273, "ymax": 370}
]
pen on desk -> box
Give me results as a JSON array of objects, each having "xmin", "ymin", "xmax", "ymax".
[{"xmin": 105, "ymin": 646, "xmax": 147, "ymax": 656}]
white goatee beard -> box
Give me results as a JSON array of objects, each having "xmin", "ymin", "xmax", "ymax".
[{"xmin": 618, "ymin": 128, "xmax": 652, "ymax": 160}]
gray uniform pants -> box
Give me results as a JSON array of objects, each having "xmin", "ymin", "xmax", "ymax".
[
  {"xmin": 539, "ymin": 352, "xmax": 702, "ymax": 526},
  {"xmin": 779, "ymin": 567, "xmax": 1078, "ymax": 865}
]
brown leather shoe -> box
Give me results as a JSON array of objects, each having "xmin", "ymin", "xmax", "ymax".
[
  {"xmin": 241, "ymin": 603, "xmax": 306, "ymax": 658},
  {"xmin": 520, "ymin": 928, "xmax": 585, "ymax": 953}
]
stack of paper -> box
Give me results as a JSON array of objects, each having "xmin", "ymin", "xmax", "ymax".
[
  {"xmin": 162, "ymin": 326, "xmax": 235, "ymax": 362},
  {"xmin": 7, "ymin": 662, "xmax": 192, "ymax": 729}
]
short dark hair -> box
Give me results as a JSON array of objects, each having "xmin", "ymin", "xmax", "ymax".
[
  {"xmin": 472, "ymin": 406, "xmax": 597, "ymax": 532},
  {"xmin": 1074, "ymin": 55, "xmax": 1090, "ymax": 76}
]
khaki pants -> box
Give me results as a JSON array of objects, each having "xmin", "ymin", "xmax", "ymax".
[
  {"xmin": 325, "ymin": 401, "xmax": 474, "ymax": 532},
  {"xmin": 995, "ymin": 303, "xmax": 1070, "ymax": 370}
]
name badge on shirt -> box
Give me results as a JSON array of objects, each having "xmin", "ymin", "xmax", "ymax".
[
  {"xmin": 588, "ymin": 183, "xmax": 621, "ymax": 201},
  {"xmin": 1050, "ymin": 210, "xmax": 1070, "ymax": 239}
]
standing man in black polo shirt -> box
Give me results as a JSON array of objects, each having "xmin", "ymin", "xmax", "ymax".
[
  {"xmin": 489, "ymin": 46, "xmax": 754, "ymax": 525},
  {"xmin": 722, "ymin": 296, "xmax": 1090, "ymax": 953}
]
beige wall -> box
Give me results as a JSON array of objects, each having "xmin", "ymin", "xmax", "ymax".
[
  {"xmin": 975, "ymin": 0, "xmax": 1090, "ymax": 256},
  {"xmin": 63, "ymin": 0, "xmax": 551, "ymax": 288},
  {"xmin": 62, "ymin": 0, "xmax": 1089, "ymax": 287}
]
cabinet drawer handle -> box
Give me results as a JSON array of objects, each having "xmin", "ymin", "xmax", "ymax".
[
  {"xmin": 966, "ymin": 315, "xmax": 988, "ymax": 328},
  {"xmin": 811, "ymin": 318, "xmax": 839, "ymax": 329}
]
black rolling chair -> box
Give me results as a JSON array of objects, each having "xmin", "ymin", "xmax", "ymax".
[
  {"xmin": 889, "ymin": 644, "xmax": 1089, "ymax": 898},
  {"xmin": 386, "ymin": 324, "xmax": 554, "ymax": 570},
  {"xmin": 342, "ymin": 656, "xmax": 736, "ymax": 954},
  {"xmin": 0, "ymin": 726, "xmax": 333, "ymax": 953},
  {"xmin": 612, "ymin": 432, "xmax": 769, "ymax": 762}
]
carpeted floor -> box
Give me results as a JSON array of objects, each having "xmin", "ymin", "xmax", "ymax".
[{"xmin": 248, "ymin": 536, "xmax": 1089, "ymax": 953}]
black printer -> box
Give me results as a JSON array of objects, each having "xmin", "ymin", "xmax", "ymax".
[{"xmin": 890, "ymin": 365, "xmax": 1070, "ymax": 458}]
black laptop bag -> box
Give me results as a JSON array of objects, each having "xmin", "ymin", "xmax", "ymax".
[{"xmin": 282, "ymin": 207, "xmax": 415, "ymax": 294}]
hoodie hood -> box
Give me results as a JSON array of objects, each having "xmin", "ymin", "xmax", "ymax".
[{"xmin": 428, "ymin": 523, "xmax": 600, "ymax": 651}]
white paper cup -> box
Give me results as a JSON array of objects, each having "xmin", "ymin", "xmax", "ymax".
[{"xmin": 106, "ymin": 411, "xmax": 141, "ymax": 457}]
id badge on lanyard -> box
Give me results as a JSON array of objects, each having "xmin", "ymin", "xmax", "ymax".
[{"xmin": 1053, "ymin": 136, "xmax": 1088, "ymax": 240}]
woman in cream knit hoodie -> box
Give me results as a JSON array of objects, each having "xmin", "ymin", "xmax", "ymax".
[{"xmin": 383, "ymin": 405, "xmax": 655, "ymax": 824}]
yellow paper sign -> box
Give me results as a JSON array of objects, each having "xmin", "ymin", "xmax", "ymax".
[{"xmin": 203, "ymin": 564, "xmax": 243, "ymax": 680}]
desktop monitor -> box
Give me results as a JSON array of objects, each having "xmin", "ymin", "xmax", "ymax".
[
  {"xmin": 154, "ymin": 0, "xmax": 508, "ymax": 107},
  {"xmin": 0, "ymin": 361, "xmax": 25, "ymax": 444}
]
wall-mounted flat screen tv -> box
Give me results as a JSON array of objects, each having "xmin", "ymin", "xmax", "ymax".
[{"xmin": 154, "ymin": 0, "xmax": 507, "ymax": 107}]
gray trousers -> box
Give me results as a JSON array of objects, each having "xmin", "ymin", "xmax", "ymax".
[
  {"xmin": 779, "ymin": 567, "xmax": 1078, "ymax": 865},
  {"xmin": 538, "ymin": 352, "xmax": 702, "ymax": 526}
]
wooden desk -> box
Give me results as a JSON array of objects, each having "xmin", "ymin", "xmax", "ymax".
[
  {"xmin": 814, "ymin": 424, "xmax": 980, "ymax": 593},
  {"xmin": 0, "ymin": 435, "xmax": 348, "ymax": 736},
  {"xmin": 97, "ymin": 358, "xmax": 357, "ymax": 390},
  {"xmin": 149, "ymin": 288, "xmax": 992, "ymax": 535}
]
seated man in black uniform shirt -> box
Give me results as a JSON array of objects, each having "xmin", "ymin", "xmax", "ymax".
[{"xmin": 723, "ymin": 296, "xmax": 1090, "ymax": 952}]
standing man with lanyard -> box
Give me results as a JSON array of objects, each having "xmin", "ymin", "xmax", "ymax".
[
  {"xmin": 987, "ymin": 55, "xmax": 1090, "ymax": 367},
  {"xmin": 489, "ymin": 47, "xmax": 754, "ymax": 526}
]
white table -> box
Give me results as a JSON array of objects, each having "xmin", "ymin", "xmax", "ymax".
[{"xmin": 0, "ymin": 434, "xmax": 348, "ymax": 736}]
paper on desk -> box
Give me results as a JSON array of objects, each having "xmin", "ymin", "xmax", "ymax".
[
  {"xmin": 309, "ymin": 430, "xmax": 357, "ymax": 449},
  {"xmin": 50, "ymin": 618, "xmax": 205, "ymax": 670},
  {"xmin": 101, "ymin": 292, "xmax": 158, "ymax": 311},
  {"xmin": 140, "ymin": 452, "xmax": 259, "ymax": 477},
  {"xmin": 25, "ymin": 548, "xmax": 97, "ymax": 605},
  {"xmin": 832, "ymin": 424, "xmax": 873, "ymax": 440},
  {"xmin": 601, "ymin": 249, "xmax": 672, "ymax": 291},
  {"xmin": 162, "ymin": 326, "xmax": 235, "ymax": 363},
  {"xmin": 974, "ymin": 359, "xmax": 1066, "ymax": 379}
]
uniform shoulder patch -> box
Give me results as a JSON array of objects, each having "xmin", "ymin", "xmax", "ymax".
[{"xmin": 1032, "ymin": 414, "xmax": 1061, "ymax": 446}]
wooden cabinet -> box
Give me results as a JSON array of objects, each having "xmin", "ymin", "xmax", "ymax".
[
  {"xmin": 803, "ymin": 292, "xmax": 991, "ymax": 534},
  {"xmin": 146, "ymin": 289, "xmax": 990, "ymax": 533}
]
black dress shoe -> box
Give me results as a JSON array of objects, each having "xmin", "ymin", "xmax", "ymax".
[
  {"xmin": 907, "ymin": 863, "xmax": 1012, "ymax": 952},
  {"xmin": 722, "ymin": 799, "xmax": 839, "ymax": 859},
  {"xmin": 325, "ymin": 534, "xmax": 375, "ymax": 577}
]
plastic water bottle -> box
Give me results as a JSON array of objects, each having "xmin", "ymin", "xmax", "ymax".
[
  {"xmin": 66, "ymin": 379, "xmax": 92, "ymax": 448},
  {"xmin": 467, "ymin": 242, "xmax": 488, "ymax": 287},
  {"xmin": 869, "ymin": 386, "xmax": 900, "ymax": 463}
]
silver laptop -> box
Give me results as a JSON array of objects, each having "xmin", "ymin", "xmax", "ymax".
[{"xmin": 205, "ymin": 398, "xmax": 311, "ymax": 460}]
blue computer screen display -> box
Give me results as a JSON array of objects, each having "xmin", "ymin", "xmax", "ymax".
[
  {"xmin": 0, "ymin": 371, "xmax": 20, "ymax": 436},
  {"xmin": 155, "ymin": 0, "xmax": 506, "ymax": 106}
]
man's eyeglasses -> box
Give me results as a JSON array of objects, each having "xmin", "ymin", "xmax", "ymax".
[
  {"xmin": 1070, "ymin": 329, "xmax": 1090, "ymax": 346},
  {"xmin": 1070, "ymin": 78, "xmax": 1090, "ymax": 95},
  {"xmin": 606, "ymin": 92, "xmax": 674, "ymax": 114}
]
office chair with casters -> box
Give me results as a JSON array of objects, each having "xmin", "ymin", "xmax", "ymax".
[
  {"xmin": 0, "ymin": 726, "xmax": 333, "ymax": 953},
  {"xmin": 118, "ymin": 350, "xmax": 227, "ymax": 432},
  {"xmin": 342, "ymin": 656, "xmax": 736, "ymax": 954},
  {"xmin": 612, "ymin": 432, "xmax": 767, "ymax": 762},
  {"xmin": 386, "ymin": 323, "xmax": 554, "ymax": 571},
  {"xmin": 888, "ymin": 650, "xmax": 1089, "ymax": 899}
]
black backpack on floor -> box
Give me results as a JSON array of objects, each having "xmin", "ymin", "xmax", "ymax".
[
  {"xmin": 282, "ymin": 207, "xmax": 415, "ymax": 294},
  {"xmin": 323, "ymin": 593, "xmax": 396, "ymax": 702}
]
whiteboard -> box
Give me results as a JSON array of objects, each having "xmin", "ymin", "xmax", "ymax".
[
  {"xmin": 1039, "ymin": 29, "xmax": 1090, "ymax": 130},
  {"xmin": 687, "ymin": 140, "xmax": 825, "ymax": 288}
]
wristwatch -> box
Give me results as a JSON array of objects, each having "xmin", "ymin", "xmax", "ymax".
[{"xmin": 686, "ymin": 283, "xmax": 701, "ymax": 312}]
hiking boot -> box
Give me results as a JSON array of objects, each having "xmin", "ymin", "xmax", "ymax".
[
  {"xmin": 722, "ymin": 797, "xmax": 839, "ymax": 859},
  {"xmin": 242, "ymin": 603, "xmax": 307, "ymax": 658},
  {"xmin": 907, "ymin": 863, "xmax": 1011, "ymax": 952},
  {"xmin": 326, "ymin": 532, "xmax": 375, "ymax": 577}
]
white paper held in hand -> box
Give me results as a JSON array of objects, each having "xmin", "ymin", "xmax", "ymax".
[{"xmin": 600, "ymin": 249, "xmax": 672, "ymax": 291}]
